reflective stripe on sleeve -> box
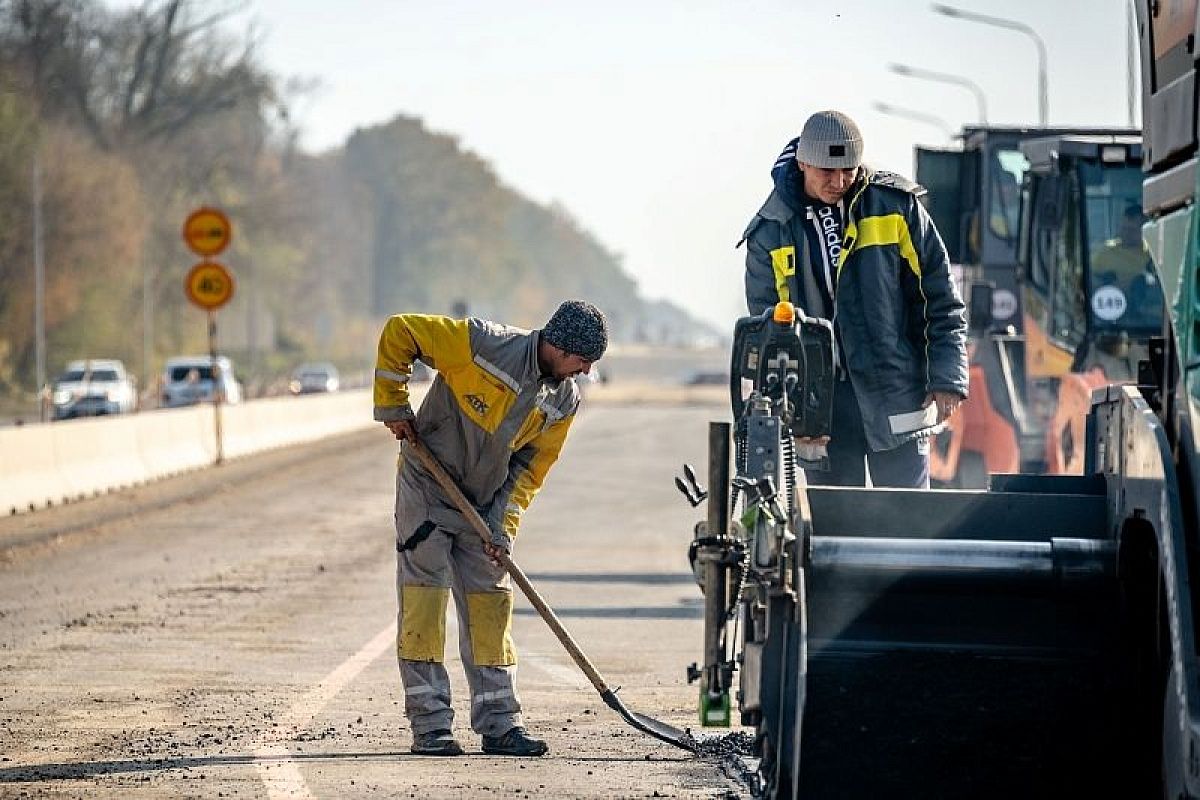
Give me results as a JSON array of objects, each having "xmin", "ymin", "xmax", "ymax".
[
  {"xmin": 375, "ymin": 368, "xmax": 409, "ymax": 383},
  {"xmin": 536, "ymin": 398, "xmax": 565, "ymax": 423}
]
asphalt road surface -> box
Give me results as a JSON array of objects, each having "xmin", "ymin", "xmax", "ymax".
[{"xmin": 0, "ymin": 400, "xmax": 747, "ymax": 799}]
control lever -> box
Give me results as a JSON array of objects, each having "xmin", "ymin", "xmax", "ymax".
[
  {"xmin": 731, "ymin": 475, "xmax": 787, "ymax": 524},
  {"xmin": 674, "ymin": 463, "xmax": 708, "ymax": 508},
  {"xmin": 684, "ymin": 463, "xmax": 706, "ymax": 500}
]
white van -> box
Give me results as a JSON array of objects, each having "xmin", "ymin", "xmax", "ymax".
[{"xmin": 161, "ymin": 355, "xmax": 242, "ymax": 408}]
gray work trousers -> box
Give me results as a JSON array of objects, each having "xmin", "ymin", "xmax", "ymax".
[{"xmin": 394, "ymin": 469, "xmax": 522, "ymax": 737}]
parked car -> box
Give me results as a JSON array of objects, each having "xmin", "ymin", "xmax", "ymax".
[
  {"xmin": 51, "ymin": 359, "xmax": 138, "ymax": 420},
  {"xmin": 289, "ymin": 362, "xmax": 340, "ymax": 395},
  {"xmin": 161, "ymin": 355, "xmax": 242, "ymax": 408}
]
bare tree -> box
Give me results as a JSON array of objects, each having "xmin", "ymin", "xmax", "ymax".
[{"xmin": 0, "ymin": 0, "xmax": 274, "ymax": 149}]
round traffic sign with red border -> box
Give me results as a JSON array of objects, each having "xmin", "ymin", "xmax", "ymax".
[
  {"xmin": 185, "ymin": 261, "xmax": 235, "ymax": 310},
  {"xmin": 183, "ymin": 207, "xmax": 232, "ymax": 257}
]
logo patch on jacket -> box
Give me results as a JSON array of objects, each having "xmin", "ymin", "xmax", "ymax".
[{"xmin": 464, "ymin": 393, "xmax": 489, "ymax": 415}]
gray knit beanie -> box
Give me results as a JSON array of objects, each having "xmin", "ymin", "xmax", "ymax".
[
  {"xmin": 542, "ymin": 300, "xmax": 608, "ymax": 361},
  {"xmin": 797, "ymin": 110, "xmax": 864, "ymax": 169}
]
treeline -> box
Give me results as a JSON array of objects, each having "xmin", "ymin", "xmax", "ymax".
[{"xmin": 0, "ymin": 0, "xmax": 713, "ymax": 397}]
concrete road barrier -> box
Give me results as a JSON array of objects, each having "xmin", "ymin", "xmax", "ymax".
[
  {"xmin": 0, "ymin": 424, "xmax": 71, "ymax": 514},
  {"xmin": 136, "ymin": 405, "xmax": 212, "ymax": 479},
  {"xmin": 1, "ymin": 386, "xmax": 428, "ymax": 516},
  {"xmin": 53, "ymin": 413, "xmax": 148, "ymax": 500},
  {"xmin": 221, "ymin": 391, "xmax": 374, "ymax": 459}
]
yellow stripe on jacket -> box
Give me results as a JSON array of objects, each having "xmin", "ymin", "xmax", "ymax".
[{"xmin": 843, "ymin": 213, "xmax": 921, "ymax": 277}]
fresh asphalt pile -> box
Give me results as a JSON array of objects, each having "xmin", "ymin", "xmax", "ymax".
[
  {"xmin": 687, "ymin": 730, "xmax": 755, "ymax": 758},
  {"xmin": 686, "ymin": 730, "xmax": 760, "ymax": 797}
]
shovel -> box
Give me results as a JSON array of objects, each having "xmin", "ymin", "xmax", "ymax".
[{"xmin": 406, "ymin": 440, "xmax": 697, "ymax": 753}]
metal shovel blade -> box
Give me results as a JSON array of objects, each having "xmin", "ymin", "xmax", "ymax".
[{"xmin": 601, "ymin": 689, "xmax": 697, "ymax": 752}]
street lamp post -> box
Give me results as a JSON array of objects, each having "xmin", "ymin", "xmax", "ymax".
[
  {"xmin": 889, "ymin": 62, "xmax": 988, "ymax": 123},
  {"xmin": 932, "ymin": 3, "xmax": 1047, "ymax": 125},
  {"xmin": 32, "ymin": 151, "xmax": 46, "ymax": 421},
  {"xmin": 1126, "ymin": 0, "xmax": 1137, "ymax": 127},
  {"xmin": 873, "ymin": 101, "xmax": 955, "ymax": 141}
]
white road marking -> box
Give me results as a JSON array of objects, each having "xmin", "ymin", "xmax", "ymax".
[
  {"xmin": 520, "ymin": 650, "xmax": 590, "ymax": 690},
  {"xmin": 247, "ymin": 608, "xmax": 587, "ymax": 798},
  {"xmin": 252, "ymin": 621, "xmax": 396, "ymax": 800}
]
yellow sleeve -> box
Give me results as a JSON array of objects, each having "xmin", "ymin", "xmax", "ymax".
[
  {"xmin": 500, "ymin": 415, "xmax": 575, "ymax": 538},
  {"xmin": 373, "ymin": 314, "xmax": 472, "ymax": 421}
]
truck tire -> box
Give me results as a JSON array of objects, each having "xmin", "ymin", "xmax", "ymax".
[{"xmin": 1163, "ymin": 662, "xmax": 1189, "ymax": 799}]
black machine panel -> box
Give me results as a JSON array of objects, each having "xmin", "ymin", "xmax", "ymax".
[{"xmin": 729, "ymin": 306, "xmax": 835, "ymax": 440}]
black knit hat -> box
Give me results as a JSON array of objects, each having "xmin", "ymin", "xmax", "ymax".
[{"xmin": 542, "ymin": 300, "xmax": 608, "ymax": 362}]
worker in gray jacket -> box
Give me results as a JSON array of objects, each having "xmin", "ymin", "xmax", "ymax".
[
  {"xmin": 374, "ymin": 300, "xmax": 607, "ymax": 757},
  {"xmin": 742, "ymin": 110, "xmax": 968, "ymax": 487}
]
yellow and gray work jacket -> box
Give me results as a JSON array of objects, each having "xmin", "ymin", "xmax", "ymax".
[
  {"xmin": 742, "ymin": 162, "xmax": 968, "ymax": 452},
  {"xmin": 374, "ymin": 314, "xmax": 580, "ymax": 540}
]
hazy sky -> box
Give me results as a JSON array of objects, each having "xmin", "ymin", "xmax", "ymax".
[{"xmin": 156, "ymin": 0, "xmax": 1139, "ymax": 330}]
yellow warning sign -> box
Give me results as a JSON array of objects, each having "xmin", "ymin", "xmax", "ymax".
[
  {"xmin": 184, "ymin": 261, "xmax": 235, "ymax": 310},
  {"xmin": 183, "ymin": 207, "xmax": 232, "ymax": 257}
]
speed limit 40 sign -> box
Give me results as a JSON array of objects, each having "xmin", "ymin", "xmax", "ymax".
[{"xmin": 185, "ymin": 261, "xmax": 235, "ymax": 310}]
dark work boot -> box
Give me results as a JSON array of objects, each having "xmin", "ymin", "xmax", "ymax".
[
  {"xmin": 411, "ymin": 729, "xmax": 464, "ymax": 756},
  {"xmin": 481, "ymin": 726, "xmax": 548, "ymax": 757}
]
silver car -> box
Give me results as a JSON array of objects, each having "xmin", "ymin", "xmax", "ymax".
[
  {"xmin": 289, "ymin": 362, "xmax": 340, "ymax": 394},
  {"xmin": 161, "ymin": 355, "xmax": 242, "ymax": 408}
]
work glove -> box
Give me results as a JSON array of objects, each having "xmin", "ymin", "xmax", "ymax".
[
  {"xmin": 488, "ymin": 524, "xmax": 513, "ymax": 555},
  {"xmin": 794, "ymin": 438, "xmax": 831, "ymax": 471},
  {"xmin": 482, "ymin": 497, "xmax": 513, "ymax": 553}
]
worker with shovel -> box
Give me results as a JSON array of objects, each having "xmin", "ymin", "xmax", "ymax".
[{"xmin": 374, "ymin": 300, "xmax": 607, "ymax": 757}]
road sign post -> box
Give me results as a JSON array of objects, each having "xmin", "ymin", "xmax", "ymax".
[
  {"xmin": 206, "ymin": 310, "xmax": 225, "ymax": 464},
  {"xmin": 183, "ymin": 208, "xmax": 234, "ymax": 465}
]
